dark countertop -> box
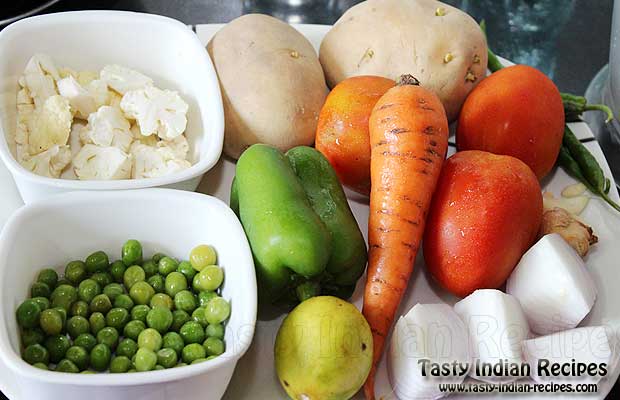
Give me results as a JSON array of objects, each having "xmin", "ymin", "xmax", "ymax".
[{"xmin": 1, "ymin": 0, "xmax": 617, "ymax": 399}]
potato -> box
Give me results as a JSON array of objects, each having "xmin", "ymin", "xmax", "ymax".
[
  {"xmin": 423, "ymin": 151, "xmax": 543, "ymax": 298},
  {"xmin": 207, "ymin": 14, "xmax": 328, "ymax": 159},
  {"xmin": 319, "ymin": 0, "xmax": 487, "ymax": 121}
]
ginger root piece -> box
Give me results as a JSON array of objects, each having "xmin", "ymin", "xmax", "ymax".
[{"xmin": 540, "ymin": 207, "xmax": 597, "ymax": 257}]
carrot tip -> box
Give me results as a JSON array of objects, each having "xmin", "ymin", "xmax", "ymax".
[{"xmin": 396, "ymin": 74, "xmax": 420, "ymax": 87}]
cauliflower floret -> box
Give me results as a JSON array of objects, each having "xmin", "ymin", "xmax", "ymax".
[
  {"xmin": 121, "ymin": 86, "xmax": 188, "ymax": 140},
  {"xmin": 73, "ymin": 144, "xmax": 132, "ymax": 180},
  {"xmin": 57, "ymin": 76, "xmax": 98, "ymax": 119},
  {"xmin": 77, "ymin": 70, "xmax": 99, "ymax": 86},
  {"xmin": 21, "ymin": 54, "xmax": 60, "ymax": 108},
  {"xmin": 130, "ymin": 142, "xmax": 191, "ymax": 179},
  {"xmin": 101, "ymin": 65, "xmax": 153, "ymax": 95},
  {"xmin": 158, "ymin": 135, "xmax": 189, "ymax": 160},
  {"xmin": 87, "ymin": 79, "xmax": 112, "ymax": 110},
  {"xmin": 130, "ymin": 124, "xmax": 159, "ymax": 147},
  {"xmin": 81, "ymin": 106, "xmax": 133, "ymax": 153},
  {"xmin": 107, "ymin": 91, "xmax": 123, "ymax": 109},
  {"xmin": 20, "ymin": 144, "xmax": 72, "ymax": 178},
  {"xmin": 28, "ymin": 95, "xmax": 72, "ymax": 155}
]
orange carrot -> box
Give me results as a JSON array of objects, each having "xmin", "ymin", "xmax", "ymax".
[{"xmin": 363, "ymin": 75, "xmax": 449, "ymax": 400}]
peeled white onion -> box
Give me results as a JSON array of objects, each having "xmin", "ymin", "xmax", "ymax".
[
  {"xmin": 522, "ymin": 326, "xmax": 611, "ymax": 384},
  {"xmin": 506, "ymin": 233, "xmax": 597, "ymax": 335},
  {"xmin": 388, "ymin": 304, "xmax": 471, "ymax": 400},
  {"xmin": 454, "ymin": 289, "xmax": 530, "ymax": 383}
]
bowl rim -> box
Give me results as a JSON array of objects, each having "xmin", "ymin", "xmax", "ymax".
[
  {"xmin": 0, "ymin": 10, "xmax": 224, "ymax": 190},
  {"xmin": 0, "ymin": 188, "xmax": 257, "ymax": 386}
]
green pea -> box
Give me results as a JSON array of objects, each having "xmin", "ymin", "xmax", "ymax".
[
  {"xmin": 116, "ymin": 338, "xmax": 138, "ymax": 359},
  {"xmin": 110, "ymin": 355, "xmax": 132, "ymax": 373},
  {"xmin": 31, "ymin": 282, "xmax": 51, "ymax": 299},
  {"xmin": 156, "ymin": 348, "xmax": 177, "ymax": 368},
  {"xmin": 39, "ymin": 309, "xmax": 63, "ymax": 335},
  {"xmin": 50, "ymin": 284, "xmax": 78, "ymax": 311},
  {"xmin": 205, "ymin": 297, "xmax": 230, "ymax": 325},
  {"xmin": 177, "ymin": 261, "xmax": 196, "ymax": 281},
  {"xmin": 103, "ymin": 283, "xmax": 125, "ymax": 301},
  {"xmin": 130, "ymin": 281, "xmax": 155, "ymax": 305},
  {"xmin": 70, "ymin": 300, "xmax": 89, "ymax": 318},
  {"xmin": 127, "ymin": 368, "xmax": 137, "ymax": 373},
  {"xmin": 22, "ymin": 344, "xmax": 49, "ymax": 365},
  {"xmin": 182, "ymin": 343, "xmax": 206, "ymax": 364},
  {"xmin": 142, "ymin": 260, "xmax": 159, "ymax": 278},
  {"xmin": 74, "ymin": 333, "xmax": 97, "ymax": 352},
  {"xmin": 203, "ymin": 337, "xmax": 225, "ymax": 356},
  {"xmin": 175, "ymin": 362, "xmax": 187, "ymax": 368},
  {"xmin": 180, "ymin": 321, "xmax": 205, "ymax": 344},
  {"xmin": 106, "ymin": 307, "xmax": 130, "ymax": 330},
  {"xmin": 65, "ymin": 346, "xmax": 89, "ymax": 370},
  {"xmin": 122, "ymin": 240, "xmax": 143, "ymax": 266},
  {"xmin": 114, "ymin": 294, "xmax": 134, "ymax": 311},
  {"xmin": 31, "ymin": 297, "xmax": 50, "ymax": 312},
  {"xmin": 33, "ymin": 362, "xmax": 48, "ymax": 370},
  {"xmin": 90, "ymin": 294, "xmax": 112, "ymax": 314},
  {"xmin": 170, "ymin": 310, "xmax": 191, "ymax": 332},
  {"xmin": 162, "ymin": 332, "xmax": 184, "ymax": 356},
  {"xmin": 109, "ymin": 260, "xmax": 127, "ymax": 284},
  {"xmin": 135, "ymin": 348, "xmax": 157, "ymax": 372},
  {"xmin": 193, "ymin": 266, "xmax": 224, "ymax": 292},
  {"xmin": 164, "ymin": 272, "xmax": 187, "ymax": 298},
  {"xmin": 197, "ymin": 291, "xmax": 217, "ymax": 307},
  {"xmin": 97, "ymin": 327, "xmax": 119, "ymax": 350},
  {"xmin": 45, "ymin": 335, "xmax": 70, "ymax": 363},
  {"xmin": 146, "ymin": 307, "xmax": 173, "ymax": 333},
  {"xmin": 89, "ymin": 312, "xmax": 106, "ymax": 335},
  {"xmin": 147, "ymin": 275, "xmax": 165, "ymax": 293},
  {"xmin": 90, "ymin": 272, "xmax": 113, "ymax": 289},
  {"xmin": 90, "ymin": 343, "xmax": 111, "ymax": 371},
  {"xmin": 37, "ymin": 268, "xmax": 58, "ymax": 290},
  {"xmin": 124, "ymin": 265, "xmax": 146, "ymax": 289},
  {"xmin": 137, "ymin": 328, "xmax": 162, "ymax": 352},
  {"xmin": 158, "ymin": 257, "xmax": 178, "ymax": 276},
  {"xmin": 85, "ymin": 251, "xmax": 109, "ymax": 273},
  {"xmin": 56, "ymin": 359, "xmax": 79, "ymax": 373},
  {"xmin": 21, "ymin": 327, "xmax": 45, "ymax": 347},
  {"xmin": 123, "ymin": 320, "xmax": 146, "ymax": 340},
  {"xmin": 152, "ymin": 253, "xmax": 167, "ymax": 264},
  {"xmin": 192, "ymin": 358, "xmax": 208, "ymax": 364},
  {"xmin": 173, "ymin": 290, "xmax": 195, "ymax": 313},
  {"xmin": 206, "ymin": 323, "xmax": 224, "ymax": 340},
  {"xmin": 189, "ymin": 245, "xmax": 217, "ymax": 271},
  {"xmin": 66, "ymin": 316, "xmax": 90, "ymax": 338},
  {"xmin": 53, "ymin": 307, "xmax": 67, "ymax": 326},
  {"xmin": 150, "ymin": 293, "xmax": 173, "ymax": 310},
  {"xmin": 64, "ymin": 261, "xmax": 87, "ymax": 285},
  {"xmin": 130, "ymin": 305, "xmax": 150, "ymax": 323},
  {"xmin": 155, "ymin": 364, "xmax": 166, "ymax": 370},
  {"xmin": 191, "ymin": 307, "xmax": 208, "ymax": 327},
  {"xmin": 16, "ymin": 299, "xmax": 41, "ymax": 329},
  {"xmin": 78, "ymin": 279, "xmax": 101, "ymax": 303}
]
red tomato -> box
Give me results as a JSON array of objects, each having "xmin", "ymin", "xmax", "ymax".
[
  {"xmin": 423, "ymin": 150, "xmax": 543, "ymax": 298},
  {"xmin": 457, "ymin": 65, "xmax": 564, "ymax": 180},
  {"xmin": 315, "ymin": 76, "xmax": 394, "ymax": 195}
]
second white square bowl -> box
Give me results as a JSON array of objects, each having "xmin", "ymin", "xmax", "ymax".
[{"xmin": 0, "ymin": 11, "xmax": 224, "ymax": 203}]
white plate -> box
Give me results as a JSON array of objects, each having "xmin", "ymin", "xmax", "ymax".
[{"xmin": 0, "ymin": 23, "xmax": 618, "ymax": 400}]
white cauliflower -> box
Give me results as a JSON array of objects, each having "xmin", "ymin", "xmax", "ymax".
[
  {"xmin": 57, "ymin": 76, "xmax": 98, "ymax": 119},
  {"xmin": 21, "ymin": 54, "xmax": 60, "ymax": 108},
  {"xmin": 130, "ymin": 142, "xmax": 191, "ymax": 179},
  {"xmin": 28, "ymin": 95, "xmax": 72, "ymax": 155},
  {"xmin": 158, "ymin": 135, "xmax": 189, "ymax": 160},
  {"xmin": 121, "ymin": 86, "xmax": 188, "ymax": 140},
  {"xmin": 101, "ymin": 65, "xmax": 153, "ymax": 95},
  {"xmin": 130, "ymin": 124, "xmax": 159, "ymax": 147},
  {"xmin": 20, "ymin": 145, "xmax": 72, "ymax": 178},
  {"xmin": 80, "ymin": 106, "xmax": 133, "ymax": 153},
  {"xmin": 73, "ymin": 144, "xmax": 132, "ymax": 180}
]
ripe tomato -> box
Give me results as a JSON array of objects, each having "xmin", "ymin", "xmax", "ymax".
[
  {"xmin": 456, "ymin": 65, "xmax": 564, "ymax": 180},
  {"xmin": 315, "ymin": 76, "xmax": 394, "ymax": 195}
]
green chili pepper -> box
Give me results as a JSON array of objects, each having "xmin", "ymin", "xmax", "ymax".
[{"xmin": 563, "ymin": 127, "xmax": 606, "ymax": 192}]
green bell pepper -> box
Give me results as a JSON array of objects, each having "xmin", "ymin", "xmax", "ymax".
[{"xmin": 231, "ymin": 144, "xmax": 367, "ymax": 305}]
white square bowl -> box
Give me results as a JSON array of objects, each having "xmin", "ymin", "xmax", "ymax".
[
  {"xmin": 0, "ymin": 189, "xmax": 256, "ymax": 400},
  {"xmin": 0, "ymin": 11, "xmax": 224, "ymax": 204}
]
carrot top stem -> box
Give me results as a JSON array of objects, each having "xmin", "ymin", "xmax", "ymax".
[{"xmin": 396, "ymin": 74, "xmax": 420, "ymax": 86}]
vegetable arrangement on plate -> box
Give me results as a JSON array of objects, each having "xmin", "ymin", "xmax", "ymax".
[{"xmin": 16, "ymin": 241, "xmax": 230, "ymax": 373}]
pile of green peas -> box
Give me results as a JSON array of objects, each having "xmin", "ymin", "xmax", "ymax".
[{"xmin": 16, "ymin": 240, "xmax": 230, "ymax": 373}]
